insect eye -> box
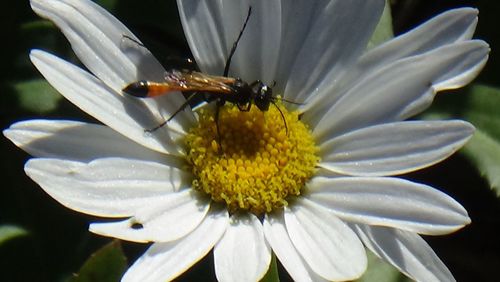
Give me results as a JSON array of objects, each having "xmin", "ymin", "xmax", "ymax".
[{"xmin": 259, "ymin": 86, "xmax": 272, "ymax": 99}]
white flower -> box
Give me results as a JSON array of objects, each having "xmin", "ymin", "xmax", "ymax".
[{"xmin": 4, "ymin": 0, "xmax": 489, "ymax": 281}]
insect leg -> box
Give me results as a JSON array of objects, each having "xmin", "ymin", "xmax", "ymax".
[
  {"xmin": 237, "ymin": 103, "xmax": 252, "ymax": 112},
  {"xmin": 145, "ymin": 92, "xmax": 201, "ymax": 133},
  {"xmin": 215, "ymin": 99, "xmax": 224, "ymax": 153},
  {"xmin": 121, "ymin": 34, "xmax": 146, "ymax": 48}
]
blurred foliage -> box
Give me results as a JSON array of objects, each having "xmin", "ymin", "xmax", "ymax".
[
  {"xmin": 1, "ymin": 0, "xmax": 499, "ymax": 282},
  {"xmin": 357, "ymin": 252, "xmax": 410, "ymax": 282},
  {"xmin": 14, "ymin": 79, "xmax": 62, "ymax": 114},
  {"xmin": 0, "ymin": 225, "xmax": 28, "ymax": 245},
  {"xmin": 368, "ymin": 0, "xmax": 394, "ymax": 49},
  {"xmin": 261, "ymin": 254, "xmax": 280, "ymax": 282},
  {"xmin": 67, "ymin": 240, "xmax": 127, "ymax": 282},
  {"xmin": 426, "ymin": 84, "xmax": 500, "ymax": 196}
]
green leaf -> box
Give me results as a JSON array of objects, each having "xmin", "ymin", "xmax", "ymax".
[
  {"xmin": 462, "ymin": 130, "xmax": 500, "ymax": 196},
  {"xmin": 459, "ymin": 85, "xmax": 500, "ymax": 196},
  {"xmin": 96, "ymin": 0, "xmax": 118, "ymax": 11},
  {"xmin": 425, "ymin": 84, "xmax": 500, "ymax": 196},
  {"xmin": 460, "ymin": 85, "xmax": 500, "ymax": 140},
  {"xmin": 20, "ymin": 19, "xmax": 56, "ymax": 32},
  {"xmin": 261, "ymin": 253, "xmax": 280, "ymax": 282},
  {"xmin": 68, "ymin": 240, "xmax": 127, "ymax": 282},
  {"xmin": 13, "ymin": 79, "xmax": 62, "ymax": 114},
  {"xmin": 0, "ymin": 225, "xmax": 29, "ymax": 245},
  {"xmin": 356, "ymin": 252, "xmax": 408, "ymax": 282},
  {"xmin": 367, "ymin": 0, "xmax": 394, "ymax": 49}
]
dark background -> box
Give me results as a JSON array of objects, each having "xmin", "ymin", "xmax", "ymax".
[{"xmin": 1, "ymin": 1, "xmax": 499, "ymax": 281}]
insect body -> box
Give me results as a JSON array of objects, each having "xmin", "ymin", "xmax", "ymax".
[
  {"xmin": 122, "ymin": 6, "xmax": 287, "ymax": 135},
  {"xmin": 123, "ymin": 69, "xmax": 279, "ymax": 134},
  {"xmin": 123, "ymin": 69, "xmax": 274, "ymax": 113}
]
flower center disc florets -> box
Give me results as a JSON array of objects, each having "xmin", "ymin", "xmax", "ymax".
[{"xmin": 185, "ymin": 102, "xmax": 319, "ymax": 215}]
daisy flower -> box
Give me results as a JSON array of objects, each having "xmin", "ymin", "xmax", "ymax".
[{"xmin": 4, "ymin": 0, "xmax": 489, "ymax": 281}]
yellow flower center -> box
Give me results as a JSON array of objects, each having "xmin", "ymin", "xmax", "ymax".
[{"xmin": 185, "ymin": 102, "xmax": 319, "ymax": 215}]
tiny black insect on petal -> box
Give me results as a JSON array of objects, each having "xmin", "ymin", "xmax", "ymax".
[{"xmin": 130, "ymin": 222, "xmax": 144, "ymax": 229}]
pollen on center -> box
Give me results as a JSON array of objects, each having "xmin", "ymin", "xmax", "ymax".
[{"xmin": 184, "ymin": 102, "xmax": 319, "ymax": 215}]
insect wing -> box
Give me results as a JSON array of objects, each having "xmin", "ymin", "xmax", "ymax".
[
  {"xmin": 174, "ymin": 71, "xmax": 236, "ymax": 94},
  {"xmin": 123, "ymin": 70, "xmax": 237, "ymax": 98}
]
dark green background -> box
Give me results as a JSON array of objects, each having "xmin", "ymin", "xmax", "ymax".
[{"xmin": 1, "ymin": 1, "xmax": 499, "ymax": 281}]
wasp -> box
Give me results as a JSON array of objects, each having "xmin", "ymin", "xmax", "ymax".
[{"xmin": 123, "ymin": 7, "xmax": 295, "ymax": 140}]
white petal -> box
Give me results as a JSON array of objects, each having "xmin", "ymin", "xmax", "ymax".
[
  {"xmin": 30, "ymin": 50, "xmax": 187, "ymax": 155},
  {"xmin": 284, "ymin": 0, "xmax": 385, "ymax": 102},
  {"xmin": 178, "ymin": 0, "xmax": 281, "ymax": 84},
  {"xmin": 3, "ymin": 120, "xmax": 181, "ymax": 164},
  {"xmin": 214, "ymin": 213, "xmax": 271, "ymax": 282},
  {"xmin": 319, "ymin": 120, "xmax": 474, "ymax": 176},
  {"xmin": 177, "ymin": 0, "xmax": 226, "ymax": 75},
  {"xmin": 307, "ymin": 176, "xmax": 470, "ymax": 235},
  {"xmin": 310, "ymin": 40, "xmax": 489, "ymax": 141},
  {"xmin": 122, "ymin": 206, "xmax": 229, "ymax": 282},
  {"xmin": 366, "ymin": 8, "xmax": 478, "ymax": 59},
  {"xmin": 31, "ymin": 0, "xmax": 196, "ymax": 142},
  {"xmin": 353, "ymin": 224, "xmax": 455, "ymax": 282},
  {"xmin": 307, "ymin": 8, "xmax": 479, "ymax": 117},
  {"xmin": 285, "ymin": 200, "xmax": 367, "ymax": 281},
  {"xmin": 25, "ymin": 158, "xmax": 190, "ymax": 217},
  {"xmin": 272, "ymin": 0, "xmax": 323, "ymax": 93},
  {"xmin": 221, "ymin": 1, "xmax": 281, "ymax": 83},
  {"xmin": 89, "ymin": 190, "xmax": 209, "ymax": 243},
  {"xmin": 329, "ymin": 8, "xmax": 479, "ymax": 104},
  {"xmin": 263, "ymin": 212, "xmax": 328, "ymax": 282},
  {"xmin": 30, "ymin": 0, "xmax": 164, "ymax": 91}
]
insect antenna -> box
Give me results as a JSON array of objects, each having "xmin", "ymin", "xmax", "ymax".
[
  {"xmin": 213, "ymin": 6, "xmax": 253, "ymax": 154},
  {"xmin": 271, "ymin": 101, "xmax": 289, "ymax": 135},
  {"xmin": 223, "ymin": 7, "xmax": 253, "ymax": 76},
  {"xmin": 276, "ymin": 97, "xmax": 304, "ymax": 106}
]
